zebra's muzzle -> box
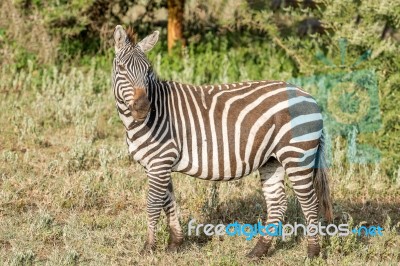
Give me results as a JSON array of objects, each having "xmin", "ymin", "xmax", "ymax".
[{"xmin": 129, "ymin": 87, "xmax": 150, "ymax": 122}]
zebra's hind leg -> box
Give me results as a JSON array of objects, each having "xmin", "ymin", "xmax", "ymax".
[
  {"xmin": 285, "ymin": 163, "xmax": 320, "ymax": 258},
  {"xmin": 247, "ymin": 159, "xmax": 287, "ymax": 259},
  {"xmin": 164, "ymin": 180, "xmax": 184, "ymax": 252}
]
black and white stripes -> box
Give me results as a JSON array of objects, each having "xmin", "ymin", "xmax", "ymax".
[{"xmin": 111, "ymin": 26, "xmax": 333, "ymax": 258}]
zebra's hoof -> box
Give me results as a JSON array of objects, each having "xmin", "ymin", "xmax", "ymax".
[
  {"xmin": 165, "ymin": 242, "xmax": 182, "ymax": 253},
  {"xmin": 141, "ymin": 241, "xmax": 156, "ymax": 254},
  {"xmin": 246, "ymin": 237, "xmax": 271, "ymax": 259},
  {"xmin": 166, "ymin": 236, "xmax": 183, "ymax": 253},
  {"xmin": 307, "ymin": 243, "xmax": 320, "ymax": 259}
]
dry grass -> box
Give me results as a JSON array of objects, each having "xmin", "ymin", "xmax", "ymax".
[{"xmin": 0, "ymin": 63, "xmax": 399, "ymax": 265}]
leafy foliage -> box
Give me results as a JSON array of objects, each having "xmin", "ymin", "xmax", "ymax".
[
  {"xmin": 0, "ymin": 0, "xmax": 398, "ymax": 177},
  {"xmin": 0, "ymin": 1, "xmax": 399, "ymax": 264}
]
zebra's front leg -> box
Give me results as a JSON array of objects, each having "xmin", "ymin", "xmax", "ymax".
[
  {"xmin": 247, "ymin": 159, "xmax": 287, "ymax": 259},
  {"xmin": 142, "ymin": 169, "xmax": 171, "ymax": 253},
  {"xmin": 164, "ymin": 179, "xmax": 184, "ymax": 252}
]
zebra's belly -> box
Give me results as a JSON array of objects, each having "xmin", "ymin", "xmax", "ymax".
[{"xmin": 171, "ymin": 151, "xmax": 269, "ymax": 180}]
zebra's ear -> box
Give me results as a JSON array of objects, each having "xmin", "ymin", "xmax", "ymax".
[
  {"xmin": 114, "ymin": 25, "xmax": 127, "ymax": 53},
  {"xmin": 137, "ymin": 31, "xmax": 159, "ymax": 53}
]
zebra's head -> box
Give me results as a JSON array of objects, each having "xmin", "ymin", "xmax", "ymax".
[{"xmin": 112, "ymin": 25, "xmax": 159, "ymax": 122}]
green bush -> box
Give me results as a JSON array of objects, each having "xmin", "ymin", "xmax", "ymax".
[{"xmin": 0, "ymin": 0, "xmax": 399, "ymax": 178}]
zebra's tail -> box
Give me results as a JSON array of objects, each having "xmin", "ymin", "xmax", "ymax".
[{"xmin": 313, "ymin": 131, "xmax": 333, "ymax": 222}]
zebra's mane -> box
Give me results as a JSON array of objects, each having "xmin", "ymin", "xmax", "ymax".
[{"xmin": 126, "ymin": 27, "xmax": 137, "ymax": 45}]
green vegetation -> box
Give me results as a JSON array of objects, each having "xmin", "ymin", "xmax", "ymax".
[{"xmin": 0, "ymin": 0, "xmax": 399, "ymax": 264}]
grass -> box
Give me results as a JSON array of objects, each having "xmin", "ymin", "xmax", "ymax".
[{"xmin": 0, "ymin": 57, "xmax": 399, "ymax": 265}]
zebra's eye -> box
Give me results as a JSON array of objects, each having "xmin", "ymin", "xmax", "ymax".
[{"xmin": 118, "ymin": 63, "xmax": 126, "ymax": 70}]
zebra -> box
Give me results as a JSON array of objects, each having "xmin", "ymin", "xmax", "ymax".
[{"xmin": 112, "ymin": 25, "xmax": 333, "ymax": 259}]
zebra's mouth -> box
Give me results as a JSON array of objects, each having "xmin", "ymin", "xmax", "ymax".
[
  {"xmin": 132, "ymin": 110, "xmax": 149, "ymax": 122},
  {"xmin": 130, "ymin": 104, "xmax": 150, "ymax": 122}
]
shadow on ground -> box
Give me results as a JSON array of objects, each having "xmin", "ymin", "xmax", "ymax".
[{"xmin": 180, "ymin": 190, "xmax": 400, "ymax": 250}]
